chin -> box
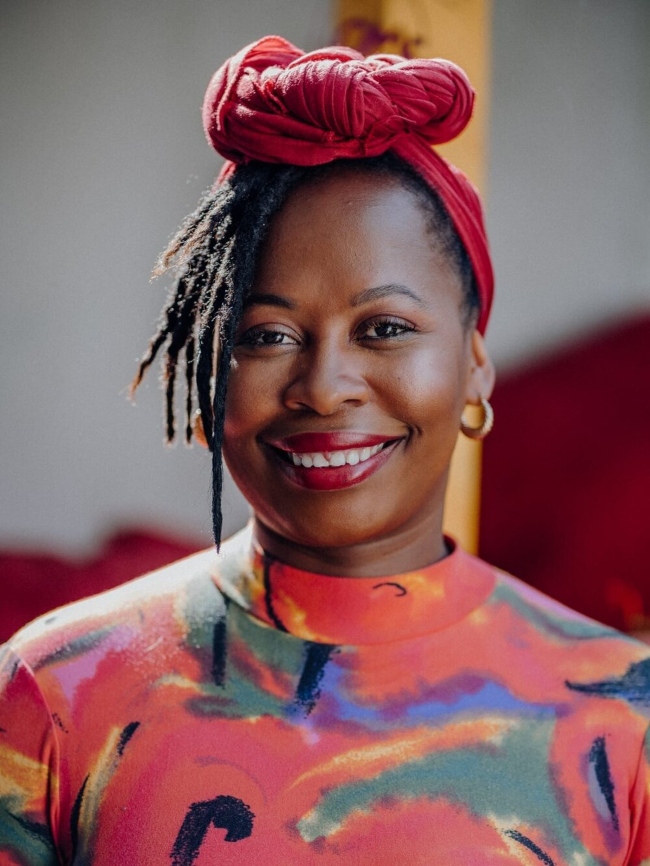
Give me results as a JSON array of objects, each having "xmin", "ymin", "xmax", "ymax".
[
  {"xmin": 255, "ymin": 495, "xmax": 415, "ymax": 552},
  {"xmin": 278, "ymin": 521, "xmax": 377, "ymax": 551}
]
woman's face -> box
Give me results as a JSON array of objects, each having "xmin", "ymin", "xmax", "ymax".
[{"xmin": 223, "ymin": 169, "xmax": 493, "ymax": 557}]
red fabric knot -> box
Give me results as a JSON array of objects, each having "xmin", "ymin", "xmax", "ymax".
[
  {"xmin": 202, "ymin": 36, "xmax": 474, "ymax": 165},
  {"xmin": 201, "ymin": 35, "xmax": 494, "ymax": 333}
]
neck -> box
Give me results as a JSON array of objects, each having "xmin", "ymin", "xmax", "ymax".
[{"xmin": 252, "ymin": 511, "xmax": 449, "ymax": 578}]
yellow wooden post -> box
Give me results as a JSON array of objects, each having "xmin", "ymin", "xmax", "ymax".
[{"xmin": 335, "ymin": 0, "xmax": 492, "ymax": 552}]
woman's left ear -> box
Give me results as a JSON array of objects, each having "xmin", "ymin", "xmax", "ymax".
[{"xmin": 465, "ymin": 330, "xmax": 495, "ymax": 404}]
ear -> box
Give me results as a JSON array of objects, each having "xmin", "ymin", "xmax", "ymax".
[
  {"xmin": 192, "ymin": 411, "xmax": 210, "ymax": 450},
  {"xmin": 465, "ymin": 330, "xmax": 495, "ymax": 404}
]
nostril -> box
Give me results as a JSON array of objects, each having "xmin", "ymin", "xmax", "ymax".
[{"xmin": 283, "ymin": 377, "xmax": 370, "ymax": 415}]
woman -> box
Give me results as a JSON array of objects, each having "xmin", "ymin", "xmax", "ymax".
[{"xmin": 1, "ymin": 36, "xmax": 648, "ymax": 865}]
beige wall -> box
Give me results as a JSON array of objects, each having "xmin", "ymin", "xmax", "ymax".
[
  {"xmin": 487, "ymin": 0, "xmax": 650, "ymax": 365},
  {"xmin": 1, "ymin": 0, "xmax": 648, "ymax": 551}
]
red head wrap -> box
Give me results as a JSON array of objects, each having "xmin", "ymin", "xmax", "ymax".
[{"xmin": 202, "ymin": 36, "xmax": 494, "ymax": 333}]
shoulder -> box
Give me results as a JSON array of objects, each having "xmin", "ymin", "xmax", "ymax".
[
  {"xmin": 489, "ymin": 562, "xmax": 639, "ymax": 642},
  {"xmin": 5, "ymin": 543, "xmax": 226, "ymax": 674},
  {"xmin": 1, "ymin": 533, "xmax": 254, "ymax": 729},
  {"xmin": 475, "ymin": 556, "xmax": 650, "ymax": 709}
]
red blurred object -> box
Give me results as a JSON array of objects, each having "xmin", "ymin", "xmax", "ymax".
[
  {"xmin": 481, "ymin": 314, "xmax": 650, "ymax": 633},
  {"xmin": 0, "ymin": 529, "xmax": 202, "ymax": 643}
]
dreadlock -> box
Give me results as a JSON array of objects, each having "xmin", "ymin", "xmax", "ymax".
[{"xmin": 131, "ymin": 153, "xmax": 480, "ymax": 548}]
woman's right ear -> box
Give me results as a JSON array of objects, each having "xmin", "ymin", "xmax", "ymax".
[{"xmin": 192, "ymin": 411, "xmax": 209, "ymax": 449}]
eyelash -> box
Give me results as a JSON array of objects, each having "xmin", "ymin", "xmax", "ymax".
[
  {"xmin": 362, "ymin": 316, "xmax": 416, "ymax": 341},
  {"xmin": 237, "ymin": 317, "xmax": 416, "ymax": 348},
  {"xmin": 237, "ymin": 328, "xmax": 293, "ymax": 347}
]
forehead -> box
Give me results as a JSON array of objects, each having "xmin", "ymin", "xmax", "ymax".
[
  {"xmin": 260, "ymin": 166, "xmax": 448, "ymax": 268},
  {"xmin": 267, "ymin": 167, "xmax": 427, "ymax": 242},
  {"xmin": 254, "ymin": 168, "xmax": 458, "ymax": 298}
]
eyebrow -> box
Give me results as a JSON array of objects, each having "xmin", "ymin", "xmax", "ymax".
[
  {"xmin": 244, "ymin": 284, "xmax": 425, "ymax": 311},
  {"xmin": 243, "ymin": 292, "xmax": 296, "ymax": 310},
  {"xmin": 351, "ymin": 284, "xmax": 425, "ymax": 308}
]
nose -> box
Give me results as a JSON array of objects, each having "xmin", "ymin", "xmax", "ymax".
[{"xmin": 283, "ymin": 339, "xmax": 370, "ymax": 415}]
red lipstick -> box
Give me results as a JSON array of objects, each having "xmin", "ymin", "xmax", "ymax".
[{"xmin": 264, "ymin": 431, "xmax": 403, "ymax": 491}]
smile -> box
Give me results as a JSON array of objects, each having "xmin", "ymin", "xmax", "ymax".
[{"xmin": 264, "ymin": 433, "xmax": 403, "ymax": 491}]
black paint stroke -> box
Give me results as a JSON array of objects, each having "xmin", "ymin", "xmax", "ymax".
[
  {"xmin": 70, "ymin": 774, "xmax": 89, "ymax": 860},
  {"xmin": 9, "ymin": 813, "xmax": 52, "ymax": 845},
  {"xmin": 34, "ymin": 627, "xmax": 114, "ymax": 671},
  {"xmin": 372, "ymin": 581, "xmax": 407, "ymax": 597},
  {"xmin": 504, "ymin": 829, "xmax": 555, "ymax": 865},
  {"xmin": 170, "ymin": 795, "xmax": 254, "ymax": 866},
  {"xmin": 262, "ymin": 554, "xmax": 288, "ymax": 632},
  {"xmin": 294, "ymin": 642, "xmax": 335, "ymax": 716},
  {"xmin": 566, "ymin": 658, "xmax": 650, "ymax": 706},
  {"xmin": 51, "ymin": 712, "xmax": 69, "ymax": 734},
  {"xmin": 117, "ymin": 721, "xmax": 141, "ymax": 757},
  {"xmin": 589, "ymin": 736, "xmax": 620, "ymax": 832},
  {"xmin": 211, "ymin": 601, "xmax": 228, "ymax": 687}
]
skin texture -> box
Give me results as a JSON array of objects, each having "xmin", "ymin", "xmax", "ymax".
[{"xmin": 222, "ymin": 168, "xmax": 495, "ymax": 576}]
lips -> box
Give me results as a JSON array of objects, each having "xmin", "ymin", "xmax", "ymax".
[{"xmin": 263, "ymin": 431, "xmax": 403, "ymax": 491}]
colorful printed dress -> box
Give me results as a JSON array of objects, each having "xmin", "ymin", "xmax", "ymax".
[{"xmin": 1, "ymin": 525, "xmax": 649, "ymax": 864}]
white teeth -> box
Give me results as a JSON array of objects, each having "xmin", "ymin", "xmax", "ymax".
[{"xmin": 288, "ymin": 442, "xmax": 386, "ymax": 468}]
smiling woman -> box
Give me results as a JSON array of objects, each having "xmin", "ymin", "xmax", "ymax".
[{"xmin": 1, "ymin": 35, "xmax": 649, "ymax": 866}]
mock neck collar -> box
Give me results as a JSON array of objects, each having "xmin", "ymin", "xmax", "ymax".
[{"xmin": 212, "ymin": 524, "xmax": 495, "ymax": 646}]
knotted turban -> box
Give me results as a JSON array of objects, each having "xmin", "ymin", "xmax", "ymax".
[{"xmin": 202, "ymin": 36, "xmax": 494, "ymax": 333}]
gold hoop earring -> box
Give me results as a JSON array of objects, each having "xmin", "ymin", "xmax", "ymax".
[{"xmin": 460, "ymin": 397, "xmax": 494, "ymax": 440}]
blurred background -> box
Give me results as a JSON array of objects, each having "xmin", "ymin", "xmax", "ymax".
[{"xmin": 1, "ymin": 0, "xmax": 649, "ymax": 641}]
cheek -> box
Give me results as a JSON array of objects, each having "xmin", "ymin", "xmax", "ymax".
[
  {"xmin": 222, "ymin": 369, "xmax": 267, "ymax": 504},
  {"xmin": 375, "ymin": 344, "xmax": 468, "ymax": 433},
  {"xmin": 222, "ymin": 362, "xmax": 291, "ymax": 527},
  {"xmin": 225, "ymin": 361, "xmax": 273, "ymax": 434}
]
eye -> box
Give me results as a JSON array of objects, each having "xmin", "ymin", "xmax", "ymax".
[
  {"xmin": 360, "ymin": 317, "xmax": 416, "ymax": 341},
  {"xmin": 236, "ymin": 326, "xmax": 299, "ymax": 349}
]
